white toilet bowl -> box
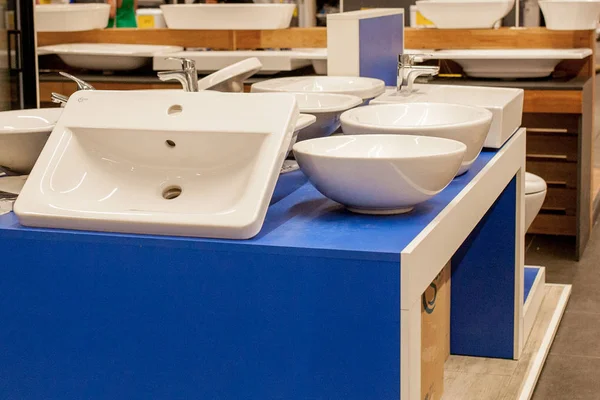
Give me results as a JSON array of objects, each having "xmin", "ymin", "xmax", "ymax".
[{"xmin": 525, "ymin": 172, "xmax": 547, "ymax": 231}]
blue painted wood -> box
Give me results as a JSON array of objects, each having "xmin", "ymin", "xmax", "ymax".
[
  {"xmin": 451, "ymin": 177, "xmax": 517, "ymax": 359},
  {"xmin": 0, "ymin": 238, "xmax": 400, "ymax": 400},
  {"xmin": 359, "ymin": 14, "xmax": 404, "ymax": 86},
  {"xmin": 524, "ymin": 267, "xmax": 540, "ymax": 304}
]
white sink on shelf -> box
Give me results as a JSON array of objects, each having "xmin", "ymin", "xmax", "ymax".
[
  {"xmin": 160, "ymin": 4, "xmax": 296, "ymax": 30},
  {"xmin": 293, "ymin": 135, "xmax": 466, "ymax": 215},
  {"xmin": 15, "ymin": 90, "xmax": 299, "ymax": 240},
  {"xmin": 340, "ymin": 103, "xmax": 492, "ymax": 175},
  {"xmin": 38, "ymin": 44, "xmax": 184, "ymax": 71},
  {"xmin": 154, "ymin": 51, "xmax": 312, "ymax": 75},
  {"xmin": 0, "ymin": 108, "xmax": 62, "ymax": 174},
  {"xmin": 372, "ymin": 84, "xmax": 524, "ymax": 149},
  {"xmin": 429, "ymin": 48, "xmax": 593, "ymax": 78},
  {"xmin": 540, "ymin": 0, "xmax": 600, "ymax": 30},
  {"xmin": 35, "ymin": 4, "xmax": 110, "ymax": 32},
  {"xmin": 416, "ymin": 0, "xmax": 515, "ymax": 29}
]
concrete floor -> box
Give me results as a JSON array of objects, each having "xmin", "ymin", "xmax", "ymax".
[{"xmin": 528, "ymin": 231, "xmax": 600, "ymax": 399}]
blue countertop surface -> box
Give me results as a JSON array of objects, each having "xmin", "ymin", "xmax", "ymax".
[{"xmin": 0, "ymin": 150, "xmax": 497, "ymax": 261}]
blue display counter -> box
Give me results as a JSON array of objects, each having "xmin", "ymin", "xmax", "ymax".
[{"xmin": 0, "ymin": 129, "xmax": 527, "ymax": 400}]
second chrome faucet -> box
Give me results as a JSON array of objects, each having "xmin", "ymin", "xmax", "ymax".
[{"xmin": 397, "ymin": 54, "xmax": 440, "ymax": 94}]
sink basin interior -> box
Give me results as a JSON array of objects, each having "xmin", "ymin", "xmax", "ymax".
[
  {"xmin": 46, "ymin": 127, "xmax": 266, "ymax": 215},
  {"xmin": 15, "ymin": 91, "xmax": 298, "ymax": 239}
]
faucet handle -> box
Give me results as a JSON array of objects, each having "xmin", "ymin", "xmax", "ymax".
[
  {"xmin": 166, "ymin": 57, "xmax": 196, "ymax": 71},
  {"xmin": 59, "ymin": 72, "xmax": 95, "ymax": 91},
  {"xmin": 399, "ymin": 53, "xmax": 434, "ymax": 65}
]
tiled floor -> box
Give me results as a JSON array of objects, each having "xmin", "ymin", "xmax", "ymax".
[{"xmin": 528, "ymin": 227, "xmax": 600, "ymax": 399}]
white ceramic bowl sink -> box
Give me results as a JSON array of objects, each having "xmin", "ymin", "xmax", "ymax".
[
  {"xmin": 341, "ymin": 103, "xmax": 492, "ymax": 175},
  {"xmin": 372, "ymin": 84, "xmax": 524, "ymax": 149},
  {"xmin": 15, "ymin": 90, "xmax": 299, "ymax": 240},
  {"xmin": 38, "ymin": 44, "xmax": 183, "ymax": 71},
  {"xmin": 429, "ymin": 49, "xmax": 593, "ymax": 78},
  {"xmin": 416, "ymin": 0, "xmax": 514, "ymax": 28},
  {"xmin": 160, "ymin": 4, "xmax": 296, "ymax": 30},
  {"xmin": 0, "ymin": 108, "xmax": 62, "ymax": 174},
  {"xmin": 539, "ymin": 0, "xmax": 600, "ymax": 30},
  {"xmin": 292, "ymin": 93, "xmax": 363, "ymax": 142},
  {"xmin": 293, "ymin": 135, "xmax": 466, "ymax": 214},
  {"xmin": 198, "ymin": 58, "xmax": 263, "ymax": 92},
  {"xmin": 35, "ymin": 4, "xmax": 110, "ymax": 32},
  {"xmin": 251, "ymin": 76, "xmax": 385, "ymax": 102},
  {"xmin": 289, "ymin": 114, "xmax": 317, "ymax": 156}
]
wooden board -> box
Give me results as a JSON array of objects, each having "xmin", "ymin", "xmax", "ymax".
[
  {"xmin": 405, "ymin": 28, "xmax": 595, "ymax": 51},
  {"xmin": 442, "ymin": 284, "xmax": 571, "ymax": 400}
]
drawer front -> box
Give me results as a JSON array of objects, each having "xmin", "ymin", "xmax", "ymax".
[
  {"xmin": 528, "ymin": 214, "xmax": 576, "ymax": 236},
  {"xmin": 541, "ymin": 187, "xmax": 577, "ymax": 216},
  {"xmin": 526, "ymin": 160, "xmax": 578, "ymax": 189},
  {"xmin": 522, "ymin": 113, "xmax": 580, "ymax": 134},
  {"xmin": 526, "ymin": 131, "xmax": 578, "ymax": 163}
]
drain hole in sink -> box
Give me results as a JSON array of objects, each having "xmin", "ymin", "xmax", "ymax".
[
  {"xmin": 165, "ymin": 139, "xmax": 176, "ymax": 148},
  {"xmin": 162, "ymin": 185, "xmax": 182, "ymax": 200},
  {"xmin": 167, "ymin": 104, "xmax": 183, "ymax": 116}
]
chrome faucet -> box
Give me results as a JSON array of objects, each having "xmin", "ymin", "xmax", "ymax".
[
  {"xmin": 51, "ymin": 72, "xmax": 95, "ymax": 106},
  {"xmin": 157, "ymin": 57, "xmax": 198, "ymax": 92},
  {"xmin": 397, "ymin": 54, "xmax": 440, "ymax": 93}
]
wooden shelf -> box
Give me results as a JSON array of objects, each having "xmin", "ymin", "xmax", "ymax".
[{"xmin": 38, "ymin": 27, "xmax": 594, "ymax": 52}]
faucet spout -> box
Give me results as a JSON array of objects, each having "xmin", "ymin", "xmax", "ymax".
[
  {"xmin": 157, "ymin": 57, "xmax": 198, "ymax": 92},
  {"xmin": 405, "ymin": 66, "xmax": 440, "ymax": 93}
]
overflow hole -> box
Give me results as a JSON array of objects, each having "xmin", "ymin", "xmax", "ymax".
[
  {"xmin": 162, "ymin": 185, "xmax": 182, "ymax": 200},
  {"xmin": 168, "ymin": 104, "xmax": 183, "ymax": 116},
  {"xmin": 165, "ymin": 139, "xmax": 176, "ymax": 148}
]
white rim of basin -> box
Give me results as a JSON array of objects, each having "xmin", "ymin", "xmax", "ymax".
[
  {"xmin": 294, "ymin": 134, "xmax": 467, "ymax": 161},
  {"xmin": 37, "ymin": 43, "xmax": 184, "ymax": 57},
  {"xmin": 198, "ymin": 58, "xmax": 263, "ymax": 91},
  {"xmin": 431, "ymin": 49, "xmax": 593, "ymax": 59},
  {"xmin": 295, "ymin": 114, "xmax": 317, "ymax": 131},
  {"xmin": 0, "ymin": 108, "xmax": 62, "ymax": 135},
  {"xmin": 341, "ymin": 103, "xmax": 492, "ymax": 131},
  {"xmin": 251, "ymin": 76, "xmax": 386, "ymax": 100},
  {"xmin": 292, "ymin": 93, "xmax": 363, "ymax": 113}
]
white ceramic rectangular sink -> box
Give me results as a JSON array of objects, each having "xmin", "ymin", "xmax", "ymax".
[
  {"xmin": 15, "ymin": 90, "xmax": 298, "ymax": 239},
  {"xmin": 372, "ymin": 84, "xmax": 524, "ymax": 149}
]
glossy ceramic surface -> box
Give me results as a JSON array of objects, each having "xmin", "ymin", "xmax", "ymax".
[
  {"xmin": 293, "ymin": 135, "xmax": 466, "ymax": 214},
  {"xmin": 0, "ymin": 108, "xmax": 62, "ymax": 174},
  {"xmin": 38, "ymin": 43, "xmax": 183, "ymax": 71},
  {"xmin": 540, "ymin": 0, "xmax": 600, "ymax": 30},
  {"xmin": 372, "ymin": 84, "xmax": 523, "ymax": 149},
  {"xmin": 416, "ymin": 0, "xmax": 515, "ymax": 28},
  {"xmin": 291, "ymin": 93, "xmax": 362, "ymax": 142},
  {"xmin": 251, "ymin": 76, "xmax": 386, "ymax": 101},
  {"xmin": 341, "ymin": 103, "xmax": 492, "ymax": 175},
  {"xmin": 15, "ymin": 90, "xmax": 298, "ymax": 239},
  {"xmin": 197, "ymin": 58, "xmax": 263, "ymax": 92},
  {"xmin": 35, "ymin": 4, "xmax": 110, "ymax": 32},
  {"xmin": 430, "ymin": 48, "xmax": 593, "ymax": 78},
  {"xmin": 160, "ymin": 4, "xmax": 296, "ymax": 30}
]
